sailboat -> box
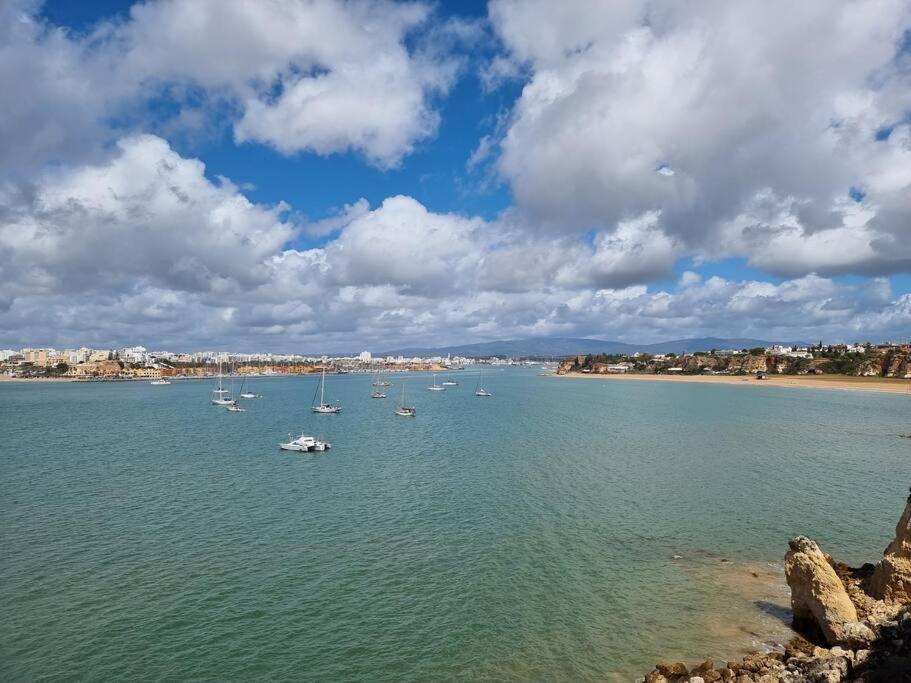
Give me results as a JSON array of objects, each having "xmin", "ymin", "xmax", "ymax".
[
  {"xmin": 395, "ymin": 383, "xmax": 416, "ymax": 416},
  {"xmin": 475, "ymin": 368, "xmax": 492, "ymax": 397},
  {"xmin": 370, "ymin": 373, "xmax": 386, "ymax": 398},
  {"xmin": 312, "ymin": 368, "xmax": 341, "ymax": 413},
  {"xmin": 372, "ymin": 373, "xmax": 391, "ymax": 387},
  {"xmin": 427, "ymin": 374, "xmax": 446, "ymax": 391},
  {"xmin": 211, "ymin": 358, "xmax": 235, "ymax": 405},
  {"xmin": 239, "ymin": 377, "xmax": 258, "ymax": 399}
]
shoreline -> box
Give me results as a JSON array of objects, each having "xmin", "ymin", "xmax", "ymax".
[{"xmin": 555, "ymin": 371, "xmax": 911, "ymax": 395}]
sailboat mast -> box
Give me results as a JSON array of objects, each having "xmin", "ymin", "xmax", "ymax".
[{"xmin": 320, "ymin": 367, "xmax": 326, "ymax": 406}]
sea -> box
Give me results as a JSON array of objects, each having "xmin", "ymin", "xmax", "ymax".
[{"xmin": 1, "ymin": 369, "xmax": 909, "ymax": 681}]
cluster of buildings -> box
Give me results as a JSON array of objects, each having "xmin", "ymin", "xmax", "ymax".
[
  {"xmin": 562, "ymin": 342, "xmax": 911, "ymax": 378},
  {"xmin": 0, "ymin": 344, "xmax": 488, "ymax": 380}
]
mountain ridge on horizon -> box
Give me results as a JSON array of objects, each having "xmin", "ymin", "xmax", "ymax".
[{"xmin": 379, "ymin": 336, "xmax": 810, "ymax": 359}]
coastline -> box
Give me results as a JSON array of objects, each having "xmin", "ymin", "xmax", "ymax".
[{"xmin": 555, "ymin": 371, "xmax": 911, "ymax": 395}]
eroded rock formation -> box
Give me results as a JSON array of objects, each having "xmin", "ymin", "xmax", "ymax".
[
  {"xmin": 784, "ymin": 536, "xmax": 873, "ymax": 647},
  {"xmin": 871, "ymin": 492, "xmax": 911, "ymax": 604},
  {"xmin": 637, "ymin": 492, "xmax": 911, "ymax": 683}
]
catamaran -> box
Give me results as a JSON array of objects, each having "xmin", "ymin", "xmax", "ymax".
[
  {"xmin": 474, "ymin": 368, "xmax": 492, "ymax": 396},
  {"xmin": 279, "ymin": 433, "xmax": 331, "ymax": 452},
  {"xmin": 395, "ymin": 383, "xmax": 416, "ymax": 416},
  {"xmin": 211, "ymin": 359, "xmax": 234, "ymax": 405},
  {"xmin": 312, "ymin": 368, "xmax": 341, "ymax": 413},
  {"xmin": 427, "ymin": 374, "xmax": 446, "ymax": 391}
]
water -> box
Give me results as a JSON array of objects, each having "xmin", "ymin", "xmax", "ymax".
[{"xmin": 1, "ymin": 370, "xmax": 909, "ymax": 681}]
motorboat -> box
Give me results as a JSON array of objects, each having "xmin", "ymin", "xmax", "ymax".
[
  {"xmin": 150, "ymin": 379, "xmax": 171, "ymax": 385},
  {"xmin": 226, "ymin": 403, "xmax": 245, "ymax": 412},
  {"xmin": 442, "ymin": 379, "xmax": 458, "ymax": 386},
  {"xmin": 279, "ymin": 433, "xmax": 331, "ymax": 452}
]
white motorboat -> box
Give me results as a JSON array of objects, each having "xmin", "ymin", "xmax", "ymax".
[
  {"xmin": 442, "ymin": 379, "xmax": 458, "ymax": 386},
  {"xmin": 226, "ymin": 403, "xmax": 245, "ymax": 412},
  {"xmin": 395, "ymin": 383, "xmax": 416, "ymax": 416},
  {"xmin": 279, "ymin": 433, "xmax": 331, "ymax": 452},
  {"xmin": 150, "ymin": 379, "xmax": 170, "ymax": 385},
  {"xmin": 312, "ymin": 368, "xmax": 341, "ymax": 413},
  {"xmin": 427, "ymin": 374, "xmax": 446, "ymax": 391}
]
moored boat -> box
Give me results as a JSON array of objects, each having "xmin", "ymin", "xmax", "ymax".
[
  {"xmin": 279, "ymin": 433, "xmax": 331, "ymax": 452},
  {"xmin": 312, "ymin": 368, "xmax": 341, "ymax": 413},
  {"xmin": 395, "ymin": 383, "xmax": 416, "ymax": 416}
]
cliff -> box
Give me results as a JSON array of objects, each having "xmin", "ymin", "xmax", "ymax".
[{"xmin": 638, "ymin": 493, "xmax": 911, "ymax": 683}]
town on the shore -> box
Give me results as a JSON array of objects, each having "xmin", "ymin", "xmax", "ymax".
[
  {"xmin": 559, "ymin": 342, "xmax": 911, "ymax": 378},
  {"xmin": 0, "ymin": 346, "xmax": 507, "ymax": 380},
  {"xmin": 2, "ymin": 340, "xmax": 910, "ymax": 380}
]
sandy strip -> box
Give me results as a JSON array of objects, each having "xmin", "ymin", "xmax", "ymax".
[{"xmin": 555, "ymin": 371, "xmax": 911, "ymax": 395}]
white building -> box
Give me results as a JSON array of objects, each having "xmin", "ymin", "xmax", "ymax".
[
  {"xmin": 358, "ymin": 351, "xmax": 372, "ymax": 363},
  {"xmin": 121, "ymin": 346, "xmax": 148, "ymax": 364}
]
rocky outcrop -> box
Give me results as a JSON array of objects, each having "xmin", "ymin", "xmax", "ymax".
[
  {"xmin": 871, "ymin": 493, "xmax": 911, "ymax": 603},
  {"xmin": 785, "ymin": 536, "xmax": 874, "ymax": 647},
  {"xmin": 726, "ymin": 354, "xmax": 769, "ymax": 374},
  {"xmin": 637, "ymin": 493, "xmax": 911, "ymax": 683}
]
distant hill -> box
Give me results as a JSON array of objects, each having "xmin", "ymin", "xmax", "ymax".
[{"xmin": 381, "ymin": 336, "xmax": 807, "ymax": 359}]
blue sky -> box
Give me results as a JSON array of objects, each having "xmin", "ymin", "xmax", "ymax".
[{"xmin": 1, "ymin": 0, "xmax": 909, "ymax": 351}]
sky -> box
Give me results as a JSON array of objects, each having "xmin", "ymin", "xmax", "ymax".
[{"xmin": 1, "ymin": 0, "xmax": 910, "ymax": 353}]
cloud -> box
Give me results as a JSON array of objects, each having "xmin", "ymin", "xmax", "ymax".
[
  {"xmin": 1, "ymin": 138, "xmax": 908, "ymax": 350},
  {"xmin": 0, "ymin": 0, "xmax": 456, "ymax": 173},
  {"xmin": 487, "ymin": 0, "xmax": 911, "ymax": 277},
  {"xmin": 0, "ymin": 135, "xmax": 296, "ymax": 300}
]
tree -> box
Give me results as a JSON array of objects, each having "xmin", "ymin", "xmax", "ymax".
[{"xmin": 748, "ymin": 347, "xmax": 765, "ymax": 356}]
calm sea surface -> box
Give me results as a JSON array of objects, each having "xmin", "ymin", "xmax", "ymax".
[{"xmin": 2, "ymin": 370, "xmax": 909, "ymax": 681}]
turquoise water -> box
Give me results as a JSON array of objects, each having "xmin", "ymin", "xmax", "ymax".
[{"xmin": 1, "ymin": 370, "xmax": 909, "ymax": 681}]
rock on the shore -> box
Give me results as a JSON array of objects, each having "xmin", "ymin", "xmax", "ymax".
[
  {"xmin": 639, "ymin": 494, "xmax": 911, "ymax": 682},
  {"xmin": 871, "ymin": 492, "xmax": 911, "ymax": 603},
  {"xmin": 784, "ymin": 536, "xmax": 874, "ymax": 647}
]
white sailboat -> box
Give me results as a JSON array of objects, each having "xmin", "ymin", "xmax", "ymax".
[
  {"xmin": 427, "ymin": 374, "xmax": 446, "ymax": 391},
  {"xmin": 371, "ymin": 373, "xmax": 387, "ymax": 399},
  {"xmin": 395, "ymin": 383, "xmax": 416, "ymax": 416},
  {"xmin": 475, "ymin": 368, "xmax": 492, "ymax": 397},
  {"xmin": 239, "ymin": 377, "xmax": 258, "ymax": 399},
  {"xmin": 312, "ymin": 368, "xmax": 341, "ymax": 413},
  {"xmin": 211, "ymin": 358, "xmax": 234, "ymax": 405}
]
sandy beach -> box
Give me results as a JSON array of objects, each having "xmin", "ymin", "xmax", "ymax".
[{"xmin": 556, "ymin": 371, "xmax": 911, "ymax": 395}]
